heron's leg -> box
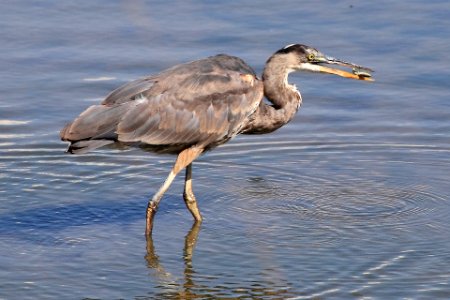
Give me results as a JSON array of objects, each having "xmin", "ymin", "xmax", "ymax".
[
  {"xmin": 146, "ymin": 147, "xmax": 203, "ymax": 236},
  {"xmin": 183, "ymin": 163, "xmax": 203, "ymax": 222},
  {"xmin": 146, "ymin": 171, "xmax": 177, "ymax": 235}
]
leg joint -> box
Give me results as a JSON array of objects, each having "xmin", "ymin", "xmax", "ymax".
[{"xmin": 183, "ymin": 191, "xmax": 196, "ymax": 203}]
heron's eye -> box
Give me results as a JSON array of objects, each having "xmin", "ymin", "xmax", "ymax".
[{"xmin": 307, "ymin": 53, "xmax": 316, "ymax": 61}]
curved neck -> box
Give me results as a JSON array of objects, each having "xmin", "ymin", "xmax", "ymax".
[{"xmin": 241, "ymin": 56, "xmax": 302, "ymax": 134}]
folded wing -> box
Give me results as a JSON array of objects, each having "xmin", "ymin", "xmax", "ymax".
[{"xmin": 60, "ymin": 55, "xmax": 263, "ymax": 154}]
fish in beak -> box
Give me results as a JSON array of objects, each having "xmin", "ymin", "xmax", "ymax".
[{"xmin": 300, "ymin": 53, "xmax": 374, "ymax": 81}]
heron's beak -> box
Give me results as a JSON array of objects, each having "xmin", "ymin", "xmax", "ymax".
[{"xmin": 301, "ymin": 56, "xmax": 374, "ymax": 81}]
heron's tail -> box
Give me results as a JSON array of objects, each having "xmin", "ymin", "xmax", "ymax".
[
  {"xmin": 67, "ymin": 140, "xmax": 114, "ymax": 154},
  {"xmin": 60, "ymin": 103, "xmax": 130, "ymax": 154}
]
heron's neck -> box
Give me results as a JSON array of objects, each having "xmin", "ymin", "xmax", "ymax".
[{"xmin": 241, "ymin": 58, "xmax": 302, "ymax": 134}]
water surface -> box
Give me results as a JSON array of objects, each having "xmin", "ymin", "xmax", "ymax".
[{"xmin": 1, "ymin": 0, "xmax": 449, "ymax": 299}]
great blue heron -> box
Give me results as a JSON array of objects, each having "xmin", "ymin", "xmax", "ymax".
[{"xmin": 61, "ymin": 44, "xmax": 373, "ymax": 235}]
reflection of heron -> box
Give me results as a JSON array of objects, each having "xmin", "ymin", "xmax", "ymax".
[
  {"xmin": 145, "ymin": 222, "xmax": 201, "ymax": 292},
  {"xmin": 60, "ymin": 44, "xmax": 373, "ymax": 235},
  {"xmin": 145, "ymin": 223, "xmax": 294, "ymax": 298}
]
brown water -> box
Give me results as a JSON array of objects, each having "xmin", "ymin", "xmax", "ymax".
[{"xmin": 1, "ymin": 0, "xmax": 449, "ymax": 299}]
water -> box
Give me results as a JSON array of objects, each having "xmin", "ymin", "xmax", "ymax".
[{"xmin": 1, "ymin": 0, "xmax": 449, "ymax": 299}]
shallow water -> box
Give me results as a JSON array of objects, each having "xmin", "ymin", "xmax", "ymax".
[{"xmin": 1, "ymin": 0, "xmax": 450, "ymax": 299}]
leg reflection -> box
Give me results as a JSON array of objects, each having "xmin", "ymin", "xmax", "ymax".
[
  {"xmin": 145, "ymin": 223, "xmax": 293, "ymax": 298},
  {"xmin": 145, "ymin": 229, "xmax": 171, "ymax": 280},
  {"xmin": 182, "ymin": 221, "xmax": 201, "ymax": 293},
  {"xmin": 183, "ymin": 221, "xmax": 201, "ymax": 261},
  {"xmin": 145, "ymin": 221, "xmax": 202, "ymax": 288}
]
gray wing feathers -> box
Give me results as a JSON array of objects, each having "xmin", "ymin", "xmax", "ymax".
[
  {"xmin": 66, "ymin": 140, "xmax": 114, "ymax": 154},
  {"xmin": 61, "ymin": 55, "xmax": 263, "ymax": 153},
  {"xmin": 61, "ymin": 103, "xmax": 131, "ymax": 141},
  {"xmin": 116, "ymin": 93, "xmax": 238, "ymax": 145},
  {"xmin": 102, "ymin": 78, "xmax": 157, "ymax": 106}
]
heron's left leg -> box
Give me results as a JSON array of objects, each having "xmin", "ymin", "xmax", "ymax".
[
  {"xmin": 146, "ymin": 170, "xmax": 177, "ymax": 235},
  {"xmin": 183, "ymin": 163, "xmax": 203, "ymax": 222},
  {"xmin": 146, "ymin": 147, "xmax": 203, "ymax": 236}
]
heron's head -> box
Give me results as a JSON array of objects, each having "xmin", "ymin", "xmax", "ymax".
[{"xmin": 272, "ymin": 44, "xmax": 373, "ymax": 81}]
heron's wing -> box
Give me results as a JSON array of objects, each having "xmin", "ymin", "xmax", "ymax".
[
  {"xmin": 102, "ymin": 54, "xmax": 256, "ymax": 106},
  {"xmin": 116, "ymin": 70, "xmax": 263, "ymax": 148},
  {"xmin": 62, "ymin": 74, "xmax": 159, "ymax": 145},
  {"xmin": 61, "ymin": 55, "xmax": 263, "ymax": 152},
  {"xmin": 101, "ymin": 77, "xmax": 157, "ymax": 106}
]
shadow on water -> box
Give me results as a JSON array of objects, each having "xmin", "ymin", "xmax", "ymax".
[
  {"xmin": 0, "ymin": 200, "xmax": 138, "ymax": 244},
  {"xmin": 0, "ymin": 197, "xmax": 182, "ymax": 245}
]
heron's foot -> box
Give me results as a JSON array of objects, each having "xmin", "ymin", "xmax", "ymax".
[
  {"xmin": 183, "ymin": 192, "xmax": 203, "ymax": 222},
  {"xmin": 146, "ymin": 202, "xmax": 158, "ymax": 236}
]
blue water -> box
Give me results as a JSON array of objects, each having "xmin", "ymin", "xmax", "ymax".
[{"xmin": 1, "ymin": 0, "xmax": 449, "ymax": 299}]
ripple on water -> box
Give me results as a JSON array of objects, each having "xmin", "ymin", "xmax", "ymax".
[
  {"xmin": 178, "ymin": 138, "xmax": 450, "ymax": 298},
  {"xmin": 1, "ymin": 127, "xmax": 449, "ymax": 298},
  {"xmin": 205, "ymin": 138, "xmax": 450, "ymax": 250}
]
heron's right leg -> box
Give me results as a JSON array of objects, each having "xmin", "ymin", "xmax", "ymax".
[
  {"xmin": 183, "ymin": 163, "xmax": 203, "ymax": 222},
  {"xmin": 146, "ymin": 147, "xmax": 203, "ymax": 236}
]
